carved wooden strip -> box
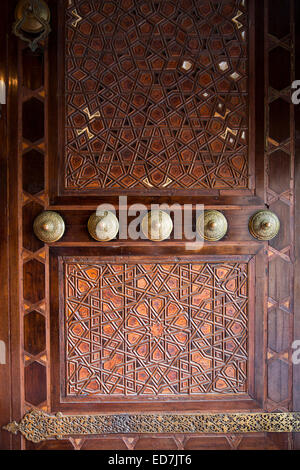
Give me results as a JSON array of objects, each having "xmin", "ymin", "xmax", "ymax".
[
  {"xmin": 20, "ymin": 40, "xmax": 49, "ymax": 413},
  {"xmin": 266, "ymin": 0, "xmax": 294, "ymax": 411}
]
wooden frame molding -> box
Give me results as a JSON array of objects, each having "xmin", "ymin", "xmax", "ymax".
[{"xmin": 49, "ymin": 248, "xmax": 263, "ymax": 414}]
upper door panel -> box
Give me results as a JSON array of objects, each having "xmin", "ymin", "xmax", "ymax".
[{"xmin": 52, "ymin": 0, "xmax": 253, "ymax": 198}]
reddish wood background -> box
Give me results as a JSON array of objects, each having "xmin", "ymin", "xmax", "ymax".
[{"xmin": 0, "ymin": 0, "xmax": 299, "ymax": 450}]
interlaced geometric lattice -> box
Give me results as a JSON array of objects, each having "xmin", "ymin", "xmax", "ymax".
[
  {"xmin": 65, "ymin": 0, "xmax": 248, "ymax": 191},
  {"xmin": 64, "ymin": 261, "xmax": 249, "ymax": 397}
]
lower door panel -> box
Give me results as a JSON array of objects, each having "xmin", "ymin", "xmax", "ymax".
[{"xmin": 50, "ymin": 249, "xmax": 261, "ymax": 414}]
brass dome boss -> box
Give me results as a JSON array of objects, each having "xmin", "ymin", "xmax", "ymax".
[
  {"xmin": 249, "ymin": 210, "xmax": 280, "ymax": 241},
  {"xmin": 33, "ymin": 211, "xmax": 65, "ymax": 243}
]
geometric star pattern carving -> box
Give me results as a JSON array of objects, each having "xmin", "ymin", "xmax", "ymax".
[
  {"xmin": 65, "ymin": 261, "xmax": 248, "ymax": 396},
  {"xmin": 65, "ymin": 0, "xmax": 248, "ymax": 191}
]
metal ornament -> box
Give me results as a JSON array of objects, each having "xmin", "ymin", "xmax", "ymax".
[
  {"xmin": 13, "ymin": 0, "xmax": 51, "ymax": 51},
  {"xmin": 88, "ymin": 211, "xmax": 119, "ymax": 242},
  {"xmin": 33, "ymin": 211, "xmax": 65, "ymax": 243},
  {"xmin": 249, "ymin": 210, "xmax": 280, "ymax": 241},
  {"xmin": 141, "ymin": 210, "xmax": 173, "ymax": 241},
  {"xmin": 3, "ymin": 410, "xmax": 300, "ymax": 443},
  {"xmin": 196, "ymin": 210, "xmax": 228, "ymax": 241}
]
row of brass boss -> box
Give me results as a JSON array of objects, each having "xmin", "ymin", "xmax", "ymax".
[{"xmin": 33, "ymin": 210, "xmax": 280, "ymax": 243}]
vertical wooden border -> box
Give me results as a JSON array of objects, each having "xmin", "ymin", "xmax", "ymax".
[
  {"xmin": 293, "ymin": 0, "xmax": 300, "ymax": 451},
  {"xmin": 254, "ymin": 245, "xmax": 268, "ymax": 407},
  {"xmin": 248, "ymin": 0, "xmax": 255, "ymax": 192},
  {"xmin": 3, "ymin": 0, "xmax": 23, "ymax": 451},
  {"xmin": 254, "ymin": 0, "xmax": 266, "ymax": 201},
  {"xmin": 20, "ymin": 39, "xmax": 49, "ymax": 413},
  {"xmin": 247, "ymin": 255, "xmax": 256, "ymax": 399},
  {"xmin": 265, "ymin": 0, "xmax": 295, "ymax": 451},
  {"xmin": 44, "ymin": 41, "xmax": 51, "ymax": 418},
  {"xmin": 0, "ymin": 0, "xmax": 11, "ymax": 451},
  {"xmin": 48, "ymin": 0, "xmax": 59, "ymax": 205},
  {"xmin": 11, "ymin": 1, "xmax": 50, "ymax": 452},
  {"xmin": 8, "ymin": 1, "xmax": 22, "ymax": 451}
]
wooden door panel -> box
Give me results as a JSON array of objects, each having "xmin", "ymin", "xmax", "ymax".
[
  {"xmin": 58, "ymin": 0, "xmax": 251, "ymax": 195},
  {"xmin": 50, "ymin": 252, "xmax": 258, "ymax": 412},
  {"xmin": 1, "ymin": 0, "xmax": 299, "ymax": 451},
  {"xmin": 62, "ymin": 259, "xmax": 249, "ymax": 398}
]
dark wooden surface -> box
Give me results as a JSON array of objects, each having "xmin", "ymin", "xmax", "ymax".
[
  {"xmin": 0, "ymin": 0, "xmax": 24, "ymax": 451},
  {"xmin": 265, "ymin": 0, "xmax": 295, "ymax": 420},
  {"xmin": 0, "ymin": 0, "xmax": 10, "ymax": 451},
  {"xmin": 293, "ymin": 0, "xmax": 300, "ymax": 450},
  {"xmin": 0, "ymin": 0, "xmax": 298, "ymax": 451},
  {"xmin": 25, "ymin": 432, "xmax": 290, "ymax": 450}
]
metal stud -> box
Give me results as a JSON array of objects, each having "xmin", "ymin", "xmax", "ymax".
[
  {"xmin": 88, "ymin": 211, "xmax": 119, "ymax": 242},
  {"xmin": 196, "ymin": 210, "xmax": 228, "ymax": 241},
  {"xmin": 249, "ymin": 210, "xmax": 280, "ymax": 241},
  {"xmin": 33, "ymin": 211, "xmax": 65, "ymax": 243},
  {"xmin": 141, "ymin": 210, "xmax": 173, "ymax": 242}
]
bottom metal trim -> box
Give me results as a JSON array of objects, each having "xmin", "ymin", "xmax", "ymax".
[{"xmin": 3, "ymin": 410, "xmax": 300, "ymax": 443}]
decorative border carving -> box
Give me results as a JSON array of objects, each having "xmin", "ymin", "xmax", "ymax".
[
  {"xmin": 265, "ymin": 0, "xmax": 295, "ymax": 413},
  {"xmin": 3, "ymin": 410, "xmax": 300, "ymax": 443}
]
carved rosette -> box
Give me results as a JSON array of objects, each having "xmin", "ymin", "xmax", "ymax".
[
  {"xmin": 141, "ymin": 210, "xmax": 173, "ymax": 241},
  {"xmin": 3, "ymin": 410, "xmax": 300, "ymax": 443},
  {"xmin": 196, "ymin": 210, "xmax": 228, "ymax": 241},
  {"xmin": 33, "ymin": 211, "xmax": 65, "ymax": 243},
  {"xmin": 88, "ymin": 211, "xmax": 119, "ymax": 241},
  {"xmin": 249, "ymin": 210, "xmax": 280, "ymax": 241}
]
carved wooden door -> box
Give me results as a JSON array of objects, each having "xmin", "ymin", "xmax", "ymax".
[{"xmin": 1, "ymin": 0, "xmax": 300, "ymax": 450}]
